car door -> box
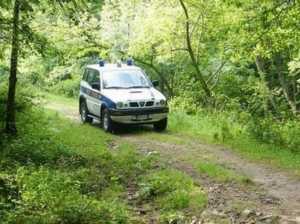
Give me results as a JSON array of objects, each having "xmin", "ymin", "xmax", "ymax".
[
  {"xmin": 80, "ymin": 68, "xmax": 92, "ymax": 107},
  {"xmin": 86, "ymin": 69, "xmax": 101, "ymax": 117}
]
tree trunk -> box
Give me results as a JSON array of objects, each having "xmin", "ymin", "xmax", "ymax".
[
  {"xmin": 5, "ymin": 0, "xmax": 20, "ymax": 135},
  {"xmin": 255, "ymin": 56, "xmax": 278, "ymax": 115},
  {"xmin": 274, "ymin": 55, "xmax": 298, "ymax": 115},
  {"xmin": 178, "ymin": 0, "xmax": 212, "ymax": 99}
]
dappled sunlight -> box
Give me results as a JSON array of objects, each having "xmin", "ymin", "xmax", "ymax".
[{"xmin": 1, "ymin": 0, "xmax": 300, "ymax": 222}]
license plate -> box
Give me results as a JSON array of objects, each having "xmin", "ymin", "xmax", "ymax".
[{"xmin": 134, "ymin": 115, "xmax": 151, "ymax": 120}]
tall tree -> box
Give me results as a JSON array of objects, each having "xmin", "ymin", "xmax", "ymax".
[
  {"xmin": 179, "ymin": 0, "xmax": 212, "ymax": 99},
  {"xmin": 3, "ymin": 0, "xmax": 85, "ymax": 134},
  {"xmin": 5, "ymin": 0, "xmax": 20, "ymax": 134}
]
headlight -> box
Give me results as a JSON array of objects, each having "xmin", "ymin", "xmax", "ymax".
[
  {"xmin": 116, "ymin": 102, "xmax": 124, "ymax": 109},
  {"xmin": 160, "ymin": 99, "xmax": 166, "ymax": 106}
]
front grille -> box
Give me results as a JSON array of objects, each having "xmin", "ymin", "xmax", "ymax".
[
  {"xmin": 129, "ymin": 101, "xmax": 154, "ymax": 108},
  {"xmin": 129, "ymin": 102, "xmax": 139, "ymax": 107},
  {"xmin": 146, "ymin": 101, "xmax": 154, "ymax": 107}
]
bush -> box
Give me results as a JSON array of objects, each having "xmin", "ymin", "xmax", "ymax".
[
  {"xmin": 169, "ymin": 96, "xmax": 199, "ymax": 115},
  {"xmin": 170, "ymin": 94, "xmax": 300, "ymax": 153},
  {"xmin": 111, "ymin": 144, "xmax": 158, "ymax": 184},
  {"xmin": 278, "ymin": 120, "xmax": 300, "ymax": 152},
  {"xmin": 246, "ymin": 117, "xmax": 300, "ymax": 152},
  {"xmin": 247, "ymin": 117, "xmax": 284, "ymax": 145},
  {"xmin": 49, "ymin": 78, "xmax": 80, "ymax": 98},
  {"xmin": 44, "ymin": 65, "xmax": 81, "ymax": 98},
  {"xmin": 3, "ymin": 167, "xmax": 129, "ymax": 224},
  {"xmin": 0, "ymin": 82, "xmax": 41, "ymax": 129},
  {"xmin": 0, "ymin": 173, "xmax": 19, "ymax": 216},
  {"xmin": 1, "ymin": 110, "xmax": 86, "ymax": 168},
  {"xmin": 138, "ymin": 169, "xmax": 206, "ymax": 212}
]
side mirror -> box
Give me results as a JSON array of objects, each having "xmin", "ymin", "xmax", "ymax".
[
  {"xmin": 91, "ymin": 83, "xmax": 100, "ymax": 91},
  {"xmin": 152, "ymin": 80, "xmax": 159, "ymax": 87}
]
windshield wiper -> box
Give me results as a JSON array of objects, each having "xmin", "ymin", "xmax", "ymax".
[
  {"xmin": 128, "ymin": 85, "xmax": 150, "ymax": 89},
  {"xmin": 105, "ymin": 86, "xmax": 127, "ymax": 89}
]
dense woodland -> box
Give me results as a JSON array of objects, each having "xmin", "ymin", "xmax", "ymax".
[
  {"xmin": 1, "ymin": 0, "xmax": 300, "ymax": 145},
  {"xmin": 1, "ymin": 0, "xmax": 300, "ymax": 223}
]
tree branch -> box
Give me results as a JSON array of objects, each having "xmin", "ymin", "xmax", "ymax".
[{"xmin": 179, "ymin": 0, "xmax": 212, "ymax": 98}]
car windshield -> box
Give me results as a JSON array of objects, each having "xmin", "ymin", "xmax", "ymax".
[{"xmin": 102, "ymin": 70, "xmax": 151, "ymax": 89}]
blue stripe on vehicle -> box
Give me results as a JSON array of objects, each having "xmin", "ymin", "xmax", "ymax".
[
  {"xmin": 81, "ymin": 86, "xmax": 116, "ymax": 109},
  {"xmin": 100, "ymin": 95, "xmax": 116, "ymax": 109}
]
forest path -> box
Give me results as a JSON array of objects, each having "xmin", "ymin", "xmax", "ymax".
[{"xmin": 45, "ymin": 98, "xmax": 300, "ymax": 223}]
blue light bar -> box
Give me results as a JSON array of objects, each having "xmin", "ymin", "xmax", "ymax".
[
  {"xmin": 127, "ymin": 58, "xmax": 134, "ymax": 66},
  {"xmin": 99, "ymin": 59, "xmax": 105, "ymax": 67}
]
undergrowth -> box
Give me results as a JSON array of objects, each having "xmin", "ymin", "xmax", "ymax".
[
  {"xmin": 168, "ymin": 104, "xmax": 300, "ymax": 175},
  {"xmin": 0, "ymin": 90, "xmax": 207, "ymax": 223}
]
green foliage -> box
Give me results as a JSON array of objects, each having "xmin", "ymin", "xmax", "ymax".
[
  {"xmin": 0, "ymin": 82, "xmax": 41, "ymax": 127},
  {"xmin": 100, "ymin": 0, "xmax": 300, "ymax": 117},
  {"xmin": 195, "ymin": 162, "xmax": 250, "ymax": 184},
  {"xmin": 2, "ymin": 0, "xmax": 300, "ymax": 220},
  {"xmin": 281, "ymin": 120, "xmax": 300, "ymax": 152},
  {"xmin": 0, "ymin": 90, "xmax": 207, "ymax": 223},
  {"xmin": 49, "ymin": 78, "xmax": 80, "ymax": 98},
  {"xmin": 169, "ymin": 94, "xmax": 300, "ymax": 154},
  {"xmin": 169, "ymin": 95, "xmax": 199, "ymax": 115},
  {"xmin": 8, "ymin": 167, "xmax": 128, "ymax": 224},
  {"xmin": 167, "ymin": 106, "xmax": 300, "ymax": 175},
  {"xmin": 138, "ymin": 169, "xmax": 207, "ymax": 213},
  {"xmin": 247, "ymin": 117, "xmax": 300, "ymax": 152}
]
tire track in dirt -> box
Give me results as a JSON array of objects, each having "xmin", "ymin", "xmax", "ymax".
[{"xmin": 121, "ymin": 134, "xmax": 300, "ymax": 223}]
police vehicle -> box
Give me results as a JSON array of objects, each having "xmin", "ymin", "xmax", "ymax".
[{"xmin": 79, "ymin": 59, "xmax": 169, "ymax": 133}]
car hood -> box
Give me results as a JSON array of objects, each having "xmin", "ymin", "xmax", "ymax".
[{"xmin": 101, "ymin": 87, "xmax": 166, "ymax": 103}]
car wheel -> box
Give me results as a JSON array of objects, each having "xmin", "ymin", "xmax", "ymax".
[
  {"xmin": 80, "ymin": 101, "xmax": 93, "ymax": 123},
  {"xmin": 102, "ymin": 108, "xmax": 115, "ymax": 133},
  {"xmin": 153, "ymin": 118, "xmax": 167, "ymax": 132}
]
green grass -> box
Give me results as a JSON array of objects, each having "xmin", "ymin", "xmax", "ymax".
[
  {"xmin": 0, "ymin": 103, "xmax": 207, "ymax": 223},
  {"xmin": 138, "ymin": 169, "xmax": 207, "ymax": 213},
  {"xmin": 43, "ymin": 91, "xmax": 77, "ymax": 107},
  {"xmin": 168, "ymin": 111, "xmax": 300, "ymax": 176},
  {"xmin": 195, "ymin": 161, "xmax": 251, "ymax": 184}
]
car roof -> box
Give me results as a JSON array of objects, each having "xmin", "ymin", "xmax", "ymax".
[{"xmin": 86, "ymin": 64, "xmax": 141, "ymax": 72}]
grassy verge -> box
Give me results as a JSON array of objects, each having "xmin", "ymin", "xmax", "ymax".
[
  {"xmin": 168, "ymin": 111, "xmax": 300, "ymax": 176},
  {"xmin": 0, "ymin": 105, "xmax": 207, "ymax": 223},
  {"xmin": 194, "ymin": 161, "xmax": 251, "ymax": 184},
  {"xmin": 42, "ymin": 91, "xmax": 77, "ymax": 107}
]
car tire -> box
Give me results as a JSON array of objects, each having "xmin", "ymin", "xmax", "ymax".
[
  {"xmin": 101, "ymin": 108, "xmax": 115, "ymax": 133},
  {"xmin": 80, "ymin": 101, "xmax": 93, "ymax": 123},
  {"xmin": 153, "ymin": 118, "xmax": 167, "ymax": 132}
]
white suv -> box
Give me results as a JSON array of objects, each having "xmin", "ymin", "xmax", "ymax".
[{"xmin": 79, "ymin": 60, "xmax": 169, "ymax": 132}]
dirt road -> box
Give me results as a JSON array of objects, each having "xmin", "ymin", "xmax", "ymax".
[{"xmin": 46, "ymin": 100, "xmax": 300, "ymax": 223}]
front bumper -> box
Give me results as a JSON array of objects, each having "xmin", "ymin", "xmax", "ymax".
[{"xmin": 109, "ymin": 107, "xmax": 169, "ymax": 124}]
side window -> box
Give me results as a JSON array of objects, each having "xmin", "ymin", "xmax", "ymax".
[
  {"xmin": 87, "ymin": 69, "xmax": 100, "ymax": 90},
  {"xmin": 86, "ymin": 70, "xmax": 93, "ymax": 85},
  {"xmin": 82, "ymin": 69, "xmax": 88, "ymax": 81}
]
